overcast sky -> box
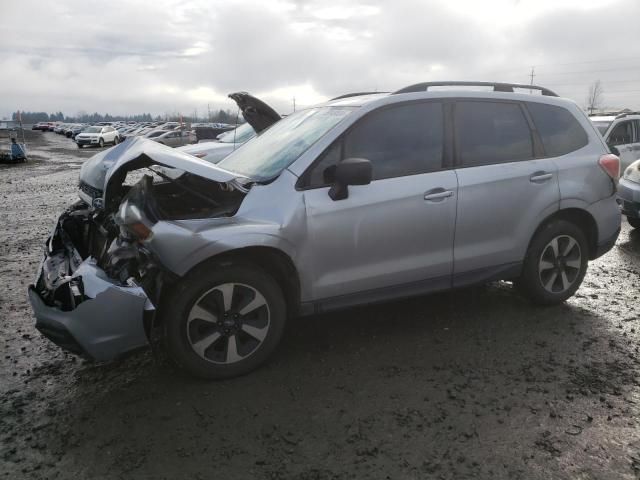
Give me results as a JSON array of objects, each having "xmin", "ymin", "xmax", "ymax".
[{"xmin": 2, "ymin": 0, "xmax": 640, "ymax": 119}]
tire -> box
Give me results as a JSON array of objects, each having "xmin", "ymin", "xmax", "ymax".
[
  {"xmin": 627, "ymin": 217, "xmax": 640, "ymax": 229},
  {"xmin": 515, "ymin": 219, "xmax": 588, "ymax": 305},
  {"xmin": 161, "ymin": 262, "xmax": 287, "ymax": 379},
  {"xmin": 77, "ymin": 144, "xmax": 83, "ymax": 149},
  {"xmin": 113, "ymin": 136, "xmax": 119, "ymax": 145},
  {"xmin": 98, "ymin": 138, "xmax": 104, "ymax": 148}
]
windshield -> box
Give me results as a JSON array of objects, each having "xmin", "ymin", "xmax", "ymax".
[
  {"xmin": 219, "ymin": 107, "xmax": 355, "ymax": 181},
  {"xmin": 85, "ymin": 126, "xmax": 102, "ymax": 133},
  {"xmin": 218, "ymin": 123, "xmax": 256, "ymax": 144},
  {"xmin": 593, "ymin": 121, "xmax": 612, "ymax": 135}
]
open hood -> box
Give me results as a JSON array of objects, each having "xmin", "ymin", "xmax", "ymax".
[
  {"xmin": 228, "ymin": 92, "xmax": 281, "ymax": 133},
  {"xmin": 77, "ymin": 137, "xmax": 250, "ymax": 208}
]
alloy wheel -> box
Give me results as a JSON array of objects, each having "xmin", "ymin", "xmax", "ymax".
[
  {"xmin": 538, "ymin": 235, "xmax": 582, "ymax": 294},
  {"xmin": 186, "ymin": 283, "xmax": 270, "ymax": 364}
]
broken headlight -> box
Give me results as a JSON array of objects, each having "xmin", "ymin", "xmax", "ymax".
[{"xmin": 116, "ymin": 199, "xmax": 154, "ymax": 242}]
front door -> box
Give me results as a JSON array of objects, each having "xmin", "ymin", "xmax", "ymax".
[
  {"xmin": 300, "ymin": 101, "xmax": 458, "ymax": 301},
  {"xmin": 607, "ymin": 119, "xmax": 640, "ymax": 173}
]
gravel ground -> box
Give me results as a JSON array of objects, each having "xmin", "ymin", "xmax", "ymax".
[{"xmin": 1, "ymin": 131, "xmax": 640, "ymax": 479}]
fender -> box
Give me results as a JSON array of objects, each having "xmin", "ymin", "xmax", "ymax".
[{"xmin": 147, "ymin": 220, "xmax": 299, "ymax": 277}]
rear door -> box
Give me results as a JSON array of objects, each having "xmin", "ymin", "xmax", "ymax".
[{"xmin": 452, "ymin": 100, "xmax": 559, "ymax": 285}]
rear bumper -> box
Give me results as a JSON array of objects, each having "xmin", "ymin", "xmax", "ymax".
[
  {"xmin": 617, "ymin": 178, "xmax": 640, "ymax": 219},
  {"xmin": 28, "ymin": 215, "xmax": 152, "ymax": 361},
  {"xmin": 594, "ymin": 227, "xmax": 620, "ymax": 258}
]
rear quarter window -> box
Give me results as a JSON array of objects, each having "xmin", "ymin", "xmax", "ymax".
[{"xmin": 526, "ymin": 103, "xmax": 588, "ymax": 157}]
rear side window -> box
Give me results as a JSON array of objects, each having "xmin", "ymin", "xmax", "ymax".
[
  {"xmin": 527, "ymin": 103, "xmax": 588, "ymax": 156},
  {"xmin": 455, "ymin": 101, "xmax": 533, "ymax": 167},
  {"xmin": 307, "ymin": 102, "xmax": 444, "ymax": 185}
]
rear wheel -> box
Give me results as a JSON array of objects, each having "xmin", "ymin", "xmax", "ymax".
[
  {"xmin": 516, "ymin": 220, "xmax": 588, "ymax": 305},
  {"xmin": 162, "ymin": 263, "xmax": 286, "ymax": 379},
  {"xmin": 627, "ymin": 217, "xmax": 640, "ymax": 229}
]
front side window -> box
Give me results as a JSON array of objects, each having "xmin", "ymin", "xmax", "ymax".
[
  {"xmin": 455, "ymin": 101, "xmax": 533, "ymax": 167},
  {"xmin": 527, "ymin": 102, "xmax": 588, "ymax": 157},
  {"xmin": 608, "ymin": 120, "xmax": 638, "ymax": 146},
  {"xmin": 306, "ymin": 102, "xmax": 444, "ymax": 186}
]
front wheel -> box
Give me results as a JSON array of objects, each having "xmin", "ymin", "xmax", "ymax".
[
  {"xmin": 113, "ymin": 136, "xmax": 119, "ymax": 145},
  {"xmin": 515, "ymin": 220, "xmax": 588, "ymax": 305},
  {"xmin": 77, "ymin": 144, "xmax": 83, "ymax": 149},
  {"xmin": 627, "ymin": 217, "xmax": 640, "ymax": 229},
  {"xmin": 98, "ymin": 138, "xmax": 104, "ymax": 148},
  {"xmin": 162, "ymin": 263, "xmax": 287, "ymax": 379}
]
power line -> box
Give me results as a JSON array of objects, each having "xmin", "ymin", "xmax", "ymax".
[{"xmin": 535, "ymin": 65, "xmax": 640, "ymax": 76}]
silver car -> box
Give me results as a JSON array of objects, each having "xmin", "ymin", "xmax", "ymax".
[
  {"xmin": 152, "ymin": 129, "xmax": 197, "ymax": 147},
  {"xmin": 29, "ymin": 82, "xmax": 621, "ymax": 379}
]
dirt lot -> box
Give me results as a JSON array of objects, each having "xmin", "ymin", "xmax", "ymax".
[{"xmin": 1, "ymin": 130, "xmax": 640, "ymax": 479}]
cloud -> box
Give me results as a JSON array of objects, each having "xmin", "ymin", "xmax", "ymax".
[{"xmin": 1, "ymin": 0, "xmax": 639, "ymax": 118}]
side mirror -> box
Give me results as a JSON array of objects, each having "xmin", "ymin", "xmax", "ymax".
[
  {"xmin": 327, "ymin": 158, "xmax": 372, "ymax": 201},
  {"xmin": 609, "ymin": 145, "xmax": 620, "ymax": 157}
]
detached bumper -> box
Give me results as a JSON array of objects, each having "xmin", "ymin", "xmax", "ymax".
[{"xmin": 29, "ymin": 216, "xmax": 153, "ymax": 361}]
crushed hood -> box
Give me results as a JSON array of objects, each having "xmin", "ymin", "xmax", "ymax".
[
  {"xmin": 228, "ymin": 92, "xmax": 281, "ymax": 133},
  {"xmin": 79, "ymin": 137, "xmax": 250, "ymax": 203}
]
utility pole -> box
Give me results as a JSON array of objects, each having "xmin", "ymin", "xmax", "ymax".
[
  {"xmin": 207, "ymin": 103, "xmax": 211, "ymax": 122},
  {"xmin": 292, "ymin": 97, "xmax": 296, "ymax": 113},
  {"xmin": 529, "ymin": 66, "xmax": 536, "ymax": 93}
]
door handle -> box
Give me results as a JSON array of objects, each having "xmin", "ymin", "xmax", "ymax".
[
  {"xmin": 424, "ymin": 190, "xmax": 454, "ymax": 201},
  {"xmin": 530, "ymin": 172, "xmax": 553, "ymax": 183}
]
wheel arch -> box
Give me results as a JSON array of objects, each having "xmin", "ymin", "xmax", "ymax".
[
  {"xmin": 182, "ymin": 246, "xmax": 302, "ymax": 318},
  {"xmin": 528, "ymin": 208, "xmax": 599, "ymax": 259}
]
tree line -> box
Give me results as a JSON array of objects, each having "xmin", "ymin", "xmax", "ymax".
[{"xmin": 12, "ymin": 109, "xmax": 239, "ymax": 124}]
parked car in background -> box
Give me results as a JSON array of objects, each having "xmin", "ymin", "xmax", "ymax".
[
  {"xmin": 32, "ymin": 122, "xmax": 50, "ymax": 131},
  {"xmin": 29, "ymin": 82, "xmax": 620, "ymax": 379},
  {"xmin": 69, "ymin": 125, "xmax": 89, "ymax": 140},
  {"xmin": 601, "ymin": 112, "xmax": 640, "ymax": 174},
  {"xmin": 178, "ymin": 122, "xmax": 259, "ymax": 164},
  {"xmin": 75, "ymin": 125, "xmax": 120, "ymax": 148},
  {"xmin": 151, "ymin": 129, "xmax": 197, "ymax": 147},
  {"xmin": 590, "ymin": 115, "xmax": 616, "ymax": 135},
  {"xmin": 618, "ymin": 158, "xmax": 640, "ymax": 229}
]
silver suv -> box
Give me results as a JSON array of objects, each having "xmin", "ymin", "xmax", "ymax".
[{"xmin": 29, "ymin": 82, "xmax": 621, "ymax": 379}]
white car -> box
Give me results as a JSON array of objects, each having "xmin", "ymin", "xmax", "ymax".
[
  {"xmin": 75, "ymin": 126, "xmax": 120, "ymax": 148},
  {"xmin": 590, "ymin": 115, "xmax": 616, "ymax": 135},
  {"xmin": 601, "ymin": 112, "xmax": 640, "ymax": 173}
]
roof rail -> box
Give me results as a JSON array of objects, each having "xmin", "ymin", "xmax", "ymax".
[
  {"xmin": 614, "ymin": 111, "xmax": 640, "ymax": 119},
  {"xmin": 330, "ymin": 91, "xmax": 386, "ymax": 101},
  {"xmin": 393, "ymin": 81, "xmax": 559, "ymax": 97}
]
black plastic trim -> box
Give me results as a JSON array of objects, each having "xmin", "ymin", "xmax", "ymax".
[
  {"xmin": 594, "ymin": 227, "xmax": 620, "ymax": 259},
  {"xmin": 299, "ymin": 261, "xmax": 524, "ymax": 315}
]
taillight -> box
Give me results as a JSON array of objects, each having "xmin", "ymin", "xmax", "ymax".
[{"xmin": 599, "ymin": 154, "xmax": 620, "ymax": 181}]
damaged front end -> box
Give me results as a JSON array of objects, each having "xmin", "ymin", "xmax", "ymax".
[
  {"xmin": 29, "ymin": 202, "xmax": 153, "ymax": 360},
  {"xmin": 29, "ymin": 138, "xmax": 249, "ymax": 361}
]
